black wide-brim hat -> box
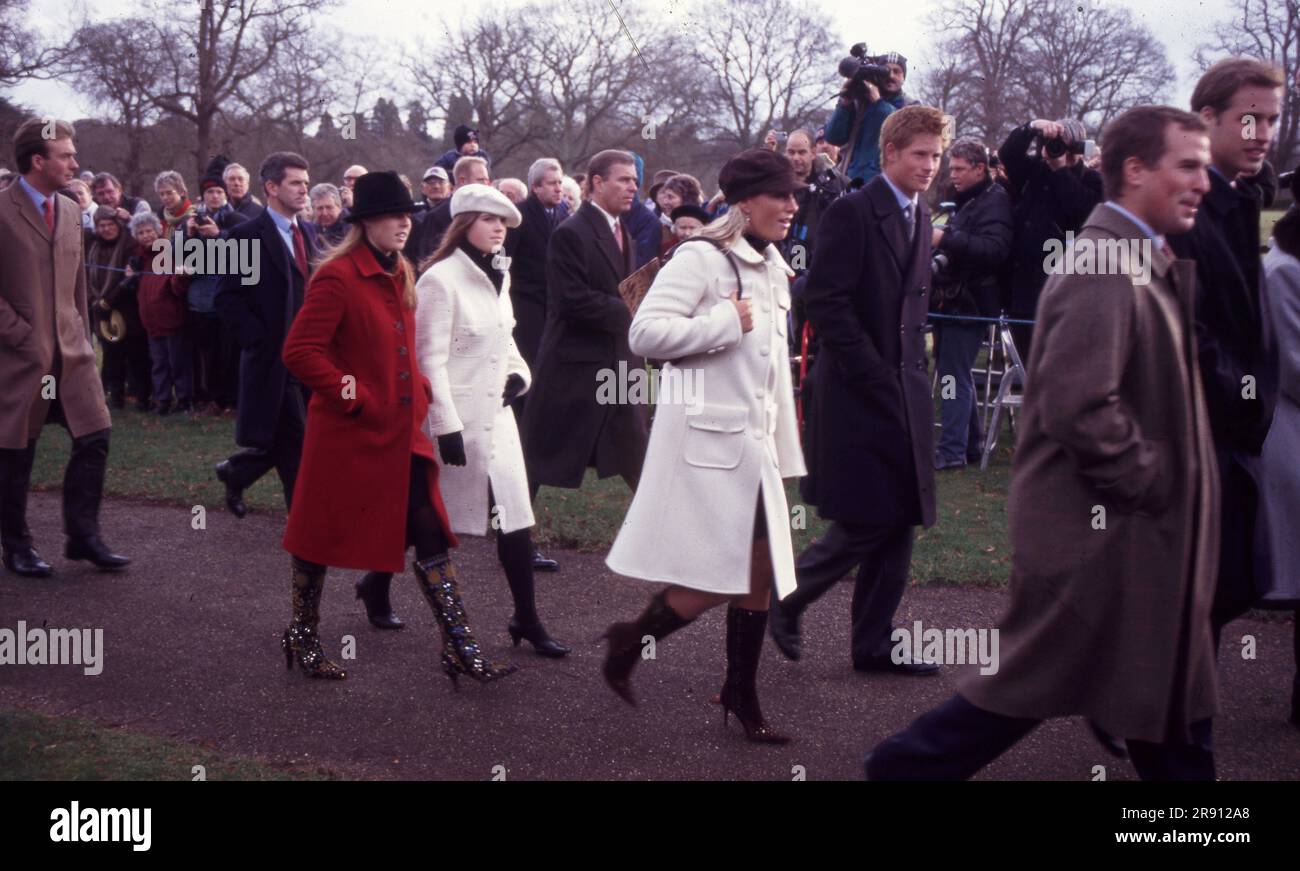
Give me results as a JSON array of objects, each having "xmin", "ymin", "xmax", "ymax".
[{"xmin": 345, "ymin": 171, "xmax": 421, "ymax": 222}]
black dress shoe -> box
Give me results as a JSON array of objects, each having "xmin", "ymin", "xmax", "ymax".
[
  {"xmin": 853, "ymin": 654, "xmax": 940, "ymax": 676},
  {"xmin": 532, "ymin": 548, "xmax": 559, "ymax": 572},
  {"xmin": 64, "ymin": 537, "xmax": 131, "ymax": 571},
  {"xmin": 214, "ymin": 460, "xmax": 247, "ymax": 519},
  {"xmin": 3, "ymin": 547, "xmax": 53, "ymax": 577}
]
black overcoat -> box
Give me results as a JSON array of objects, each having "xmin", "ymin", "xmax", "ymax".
[
  {"xmin": 214, "ymin": 210, "xmax": 316, "ymax": 448},
  {"xmin": 521, "ymin": 202, "xmax": 648, "ymax": 488},
  {"xmin": 800, "ymin": 175, "xmax": 936, "ymax": 528}
]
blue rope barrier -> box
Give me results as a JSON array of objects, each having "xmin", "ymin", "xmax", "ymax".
[{"xmin": 927, "ymin": 312, "xmax": 1036, "ymax": 326}]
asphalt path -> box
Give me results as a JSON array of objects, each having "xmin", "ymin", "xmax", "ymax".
[{"xmin": 1, "ymin": 492, "xmax": 1295, "ymax": 780}]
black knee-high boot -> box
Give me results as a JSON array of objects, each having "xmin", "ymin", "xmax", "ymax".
[
  {"xmin": 720, "ymin": 606, "xmax": 790, "ymax": 744},
  {"xmin": 282, "ymin": 557, "xmax": 347, "ymax": 679},
  {"xmin": 601, "ymin": 590, "xmax": 693, "ymax": 706},
  {"xmin": 499, "ymin": 528, "xmax": 569, "ymax": 657},
  {"xmin": 355, "ymin": 571, "xmax": 404, "ymax": 630}
]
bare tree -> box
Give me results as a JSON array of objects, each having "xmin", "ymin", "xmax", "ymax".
[
  {"xmin": 919, "ymin": 0, "xmax": 1036, "ymax": 143},
  {"xmin": 405, "ymin": 10, "xmax": 544, "ymax": 168},
  {"xmin": 240, "ymin": 24, "xmax": 339, "ymax": 155},
  {"xmin": 1198, "ymin": 0, "xmax": 1300, "ymax": 169},
  {"xmin": 688, "ymin": 0, "xmax": 838, "ymax": 149},
  {"xmin": 142, "ymin": 0, "xmax": 332, "ymax": 176},
  {"xmin": 0, "ymin": 0, "xmax": 73, "ymax": 85},
  {"xmin": 1023, "ymin": 0, "xmax": 1174, "ymax": 135},
  {"xmin": 521, "ymin": 0, "xmax": 667, "ymax": 168},
  {"xmin": 64, "ymin": 19, "xmax": 163, "ymax": 194}
]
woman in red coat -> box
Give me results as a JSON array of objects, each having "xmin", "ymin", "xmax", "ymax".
[{"xmin": 279, "ymin": 171, "xmax": 515, "ymax": 688}]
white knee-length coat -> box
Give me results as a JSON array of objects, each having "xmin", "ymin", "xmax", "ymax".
[
  {"xmin": 415, "ymin": 247, "xmax": 534, "ymax": 535},
  {"xmin": 606, "ymin": 236, "xmax": 807, "ymax": 598}
]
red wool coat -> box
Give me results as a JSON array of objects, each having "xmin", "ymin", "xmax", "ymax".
[{"xmin": 281, "ymin": 242, "xmax": 458, "ymax": 572}]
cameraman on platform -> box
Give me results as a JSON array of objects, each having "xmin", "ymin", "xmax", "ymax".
[
  {"xmin": 930, "ymin": 138, "xmax": 1012, "ymax": 470},
  {"xmin": 998, "ymin": 117, "xmax": 1102, "ymax": 356},
  {"xmin": 825, "ymin": 49, "xmax": 917, "ymax": 187}
]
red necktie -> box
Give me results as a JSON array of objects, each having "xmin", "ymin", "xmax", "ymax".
[
  {"xmin": 291, "ymin": 221, "xmax": 309, "ymax": 277},
  {"xmin": 43, "ymin": 197, "xmax": 54, "ymax": 233},
  {"xmin": 613, "ymin": 219, "xmax": 624, "ymax": 253}
]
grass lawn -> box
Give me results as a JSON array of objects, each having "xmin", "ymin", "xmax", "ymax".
[
  {"xmin": 31, "ymin": 404, "xmax": 1016, "ymax": 587},
  {"xmin": 1263, "ymin": 208, "xmax": 1285, "ymax": 242},
  {"xmin": 0, "ymin": 707, "xmax": 337, "ymax": 780}
]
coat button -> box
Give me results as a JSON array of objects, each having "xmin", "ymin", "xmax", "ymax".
[
  {"xmin": 399, "ymin": 371, "xmax": 410, "ymax": 380},
  {"xmin": 752, "ymin": 429, "xmax": 763, "ymax": 440},
  {"xmin": 761, "ymin": 302, "xmax": 770, "ymax": 312},
  {"xmin": 754, "ymin": 389, "xmax": 763, "ymax": 399},
  {"xmin": 395, "ymin": 322, "xmax": 404, "ymax": 332},
  {"xmin": 760, "ymin": 346, "xmax": 769, "ymax": 356},
  {"xmin": 399, "ymin": 395, "xmax": 411, "ymax": 405},
  {"xmin": 484, "ymin": 424, "xmax": 493, "ymax": 431},
  {"xmin": 915, "ymin": 360, "xmax": 926, "ymax": 370},
  {"xmin": 398, "ymin": 346, "xmax": 407, "ymax": 355},
  {"xmin": 490, "ymin": 355, "xmax": 499, "ymax": 363},
  {"xmin": 900, "ymin": 324, "xmax": 906, "ymax": 333}
]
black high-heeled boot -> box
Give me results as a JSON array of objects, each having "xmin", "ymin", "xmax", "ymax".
[
  {"xmin": 355, "ymin": 571, "xmax": 404, "ymax": 630},
  {"xmin": 719, "ymin": 607, "xmax": 790, "ymax": 744},
  {"xmin": 413, "ymin": 555, "xmax": 516, "ymax": 689},
  {"xmin": 499, "ymin": 528, "xmax": 569, "ymax": 657},
  {"xmin": 282, "ymin": 558, "xmax": 347, "ymax": 679},
  {"xmin": 601, "ymin": 590, "xmax": 692, "ymax": 706}
]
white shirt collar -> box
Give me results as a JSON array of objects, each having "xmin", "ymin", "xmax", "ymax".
[{"xmin": 590, "ymin": 200, "xmax": 620, "ymax": 234}]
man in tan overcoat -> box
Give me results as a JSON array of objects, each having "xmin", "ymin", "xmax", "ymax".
[
  {"xmin": 867, "ymin": 105, "xmax": 1222, "ymax": 780},
  {"xmin": 0, "ymin": 118, "xmax": 129, "ymax": 575}
]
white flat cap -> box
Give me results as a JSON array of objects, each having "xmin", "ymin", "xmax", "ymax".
[{"xmin": 449, "ymin": 183, "xmax": 522, "ymax": 228}]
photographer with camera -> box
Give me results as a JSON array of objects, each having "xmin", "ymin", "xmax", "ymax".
[
  {"xmin": 186, "ymin": 158, "xmax": 242, "ymax": 413},
  {"xmin": 998, "ymin": 117, "xmax": 1103, "ymax": 357},
  {"xmin": 824, "ymin": 48, "xmax": 917, "ymax": 187},
  {"xmin": 930, "ymin": 139, "xmax": 1012, "ymax": 470}
]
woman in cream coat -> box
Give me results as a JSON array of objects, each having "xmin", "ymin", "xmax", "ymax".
[
  {"xmin": 413, "ymin": 183, "xmax": 568, "ymax": 657},
  {"xmin": 603, "ymin": 150, "xmax": 805, "ymax": 743}
]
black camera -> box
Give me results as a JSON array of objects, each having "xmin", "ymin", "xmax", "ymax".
[
  {"xmin": 838, "ymin": 44, "xmax": 892, "ymax": 96},
  {"xmin": 1038, "ymin": 135, "xmax": 1085, "ymax": 159}
]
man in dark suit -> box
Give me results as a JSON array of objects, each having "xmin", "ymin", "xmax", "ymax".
[
  {"xmin": 769, "ymin": 106, "xmax": 947, "ymax": 673},
  {"xmin": 505, "ymin": 158, "xmax": 570, "ymax": 390},
  {"xmin": 521, "ymin": 149, "xmax": 648, "ymax": 500},
  {"xmin": 213, "ymin": 152, "xmax": 316, "ymax": 517},
  {"xmin": 1167, "ymin": 58, "xmax": 1283, "ymax": 645},
  {"xmin": 405, "ymin": 155, "xmax": 490, "ymax": 268}
]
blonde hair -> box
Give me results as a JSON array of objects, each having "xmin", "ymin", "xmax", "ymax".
[
  {"xmin": 691, "ymin": 205, "xmax": 747, "ymax": 249},
  {"xmin": 316, "ymin": 222, "xmax": 417, "ymax": 309}
]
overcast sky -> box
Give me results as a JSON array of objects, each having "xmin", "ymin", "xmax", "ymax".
[{"xmin": 12, "ymin": 0, "xmax": 1231, "ymax": 122}]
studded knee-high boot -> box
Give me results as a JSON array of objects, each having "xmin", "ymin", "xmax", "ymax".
[
  {"xmin": 413, "ymin": 554, "xmax": 517, "ymax": 689},
  {"xmin": 281, "ymin": 557, "xmax": 347, "ymax": 679}
]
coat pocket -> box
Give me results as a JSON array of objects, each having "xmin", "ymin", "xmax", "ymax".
[
  {"xmin": 683, "ymin": 403, "xmax": 749, "ymax": 470},
  {"xmin": 451, "ymin": 324, "xmax": 491, "ymax": 358}
]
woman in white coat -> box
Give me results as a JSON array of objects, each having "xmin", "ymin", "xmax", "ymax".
[
  {"xmin": 410, "ymin": 184, "xmax": 569, "ymax": 656},
  {"xmin": 602, "ymin": 150, "xmax": 805, "ymax": 743}
]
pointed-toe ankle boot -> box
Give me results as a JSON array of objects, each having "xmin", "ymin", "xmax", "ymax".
[{"xmin": 355, "ymin": 571, "xmax": 404, "ymax": 630}]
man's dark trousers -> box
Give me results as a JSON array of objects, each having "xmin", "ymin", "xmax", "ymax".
[
  {"xmin": 220, "ymin": 386, "xmax": 306, "ymax": 510},
  {"xmin": 0, "ymin": 395, "xmax": 110, "ymax": 552},
  {"xmin": 867, "ymin": 694, "xmax": 1216, "ymax": 781},
  {"xmin": 785, "ymin": 522, "xmax": 915, "ymax": 664}
]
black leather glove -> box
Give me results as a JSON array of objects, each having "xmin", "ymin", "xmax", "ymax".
[
  {"xmin": 502, "ymin": 373, "xmax": 525, "ymax": 406},
  {"xmin": 437, "ymin": 431, "xmax": 467, "ymax": 466}
]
